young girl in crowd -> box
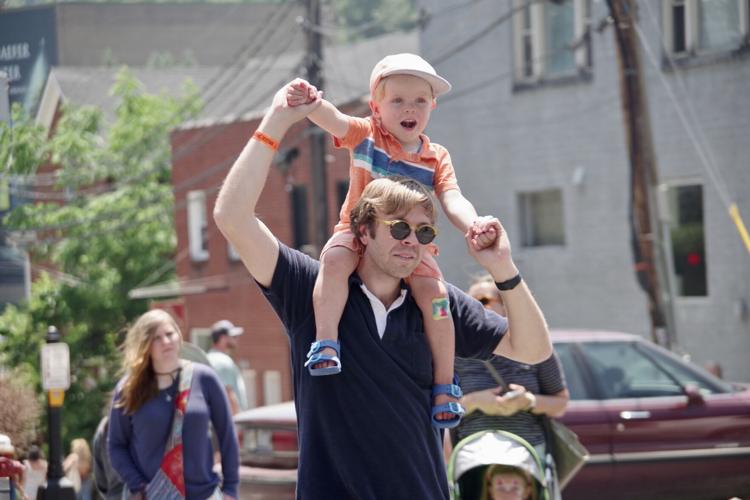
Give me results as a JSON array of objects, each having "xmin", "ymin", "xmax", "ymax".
[{"xmin": 108, "ymin": 309, "xmax": 239, "ymax": 500}]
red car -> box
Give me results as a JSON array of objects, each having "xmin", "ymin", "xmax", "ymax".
[
  {"xmin": 234, "ymin": 330, "xmax": 750, "ymax": 499},
  {"xmin": 554, "ymin": 330, "xmax": 750, "ymax": 500}
]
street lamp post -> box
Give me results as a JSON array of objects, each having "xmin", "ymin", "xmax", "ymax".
[{"xmin": 37, "ymin": 325, "xmax": 76, "ymax": 500}]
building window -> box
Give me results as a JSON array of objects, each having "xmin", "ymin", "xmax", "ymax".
[
  {"xmin": 263, "ymin": 370, "xmax": 282, "ymax": 406},
  {"xmin": 663, "ymin": 0, "xmax": 749, "ymax": 56},
  {"xmin": 518, "ymin": 189, "xmax": 565, "ymax": 247},
  {"xmin": 513, "ymin": 0, "xmax": 591, "ymax": 84},
  {"xmin": 190, "ymin": 327, "xmax": 211, "ymax": 352},
  {"xmin": 290, "ymin": 185, "xmax": 309, "ymax": 249},
  {"xmin": 665, "ymin": 183, "xmax": 707, "ymax": 296},
  {"xmin": 187, "ymin": 190, "xmax": 209, "ymax": 262}
]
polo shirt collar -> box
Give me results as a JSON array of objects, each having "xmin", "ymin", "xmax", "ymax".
[{"xmin": 358, "ymin": 282, "xmax": 408, "ymax": 339}]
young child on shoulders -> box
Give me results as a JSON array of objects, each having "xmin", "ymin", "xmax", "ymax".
[{"xmin": 286, "ymin": 53, "xmax": 497, "ymax": 428}]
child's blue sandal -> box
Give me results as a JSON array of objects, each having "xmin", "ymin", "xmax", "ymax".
[
  {"xmin": 304, "ymin": 340, "xmax": 342, "ymax": 376},
  {"xmin": 431, "ymin": 381, "xmax": 465, "ymax": 429}
]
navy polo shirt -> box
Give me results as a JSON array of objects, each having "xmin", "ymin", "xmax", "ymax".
[{"xmin": 261, "ymin": 242, "xmax": 506, "ymax": 500}]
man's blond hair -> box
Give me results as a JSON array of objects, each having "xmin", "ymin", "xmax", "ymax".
[{"xmin": 349, "ymin": 176, "xmax": 436, "ymax": 243}]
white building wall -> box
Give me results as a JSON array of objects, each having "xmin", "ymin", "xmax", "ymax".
[{"xmin": 419, "ymin": 0, "xmax": 750, "ymax": 381}]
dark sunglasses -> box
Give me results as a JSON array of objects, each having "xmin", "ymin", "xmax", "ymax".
[{"xmin": 377, "ymin": 219, "xmax": 438, "ymax": 245}]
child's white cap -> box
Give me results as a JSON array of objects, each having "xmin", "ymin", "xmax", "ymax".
[{"xmin": 369, "ymin": 53, "xmax": 452, "ymax": 98}]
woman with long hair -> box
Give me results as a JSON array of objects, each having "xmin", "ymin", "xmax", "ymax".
[{"xmin": 108, "ymin": 309, "xmax": 239, "ymax": 499}]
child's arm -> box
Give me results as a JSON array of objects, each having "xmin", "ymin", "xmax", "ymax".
[
  {"xmin": 439, "ymin": 189, "xmax": 497, "ymax": 250},
  {"xmin": 287, "ymin": 79, "xmax": 349, "ymax": 138},
  {"xmin": 439, "ymin": 189, "xmax": 479, "ymax": 234}
]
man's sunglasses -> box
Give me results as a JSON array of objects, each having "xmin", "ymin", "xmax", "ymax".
[{"xmin": 377, "ymin": 219, "xmax": 438, "ymax": 245}]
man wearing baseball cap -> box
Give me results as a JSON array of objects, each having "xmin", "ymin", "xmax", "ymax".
[
  {"xmin": 286, "ymin": 53, "xmax": 498, "ymax": 428},
  {"xmin": 207, "ymin": 320, "xmax": 249, "ymax": 414}
]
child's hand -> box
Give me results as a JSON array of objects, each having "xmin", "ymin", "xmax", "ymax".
[
  {"xmin": 270, "ymin": 79, "xmax": 323, "ymax": 127},
  {"xmin": 470, "ymin": 216, "xmax": 499, "ymax": 251},
  {"xmin": 286, "ymin": 79, "xmax": 319, "ymax": 107}
]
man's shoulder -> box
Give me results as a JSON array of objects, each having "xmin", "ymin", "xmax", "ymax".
[{"xmin": 269, "ymin": 241, "xmax": 320, "ymax": 289}]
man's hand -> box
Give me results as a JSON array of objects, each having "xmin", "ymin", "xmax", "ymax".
[
  {"xmin": 286, "ymin": 79, "xmax": 319, "ymax": 107},
  {"xmin": 465, "ymin": 217, "xmax": 517, "ymax": 281},
  {"xmin": 266, "ymin": 79, "xmax": 323, "ymax": 132},
  {"xmin": 469, "ymin": 216, "xmax": 499, "ymax": 251}
]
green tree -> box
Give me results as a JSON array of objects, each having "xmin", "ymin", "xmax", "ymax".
[
  {"xmin": 332, "ymin": 0, "xmax": 418, "ymax": 41},
  {"xmin": 0, "ymin": 68, "xmax": 200, "ymax": 445}
]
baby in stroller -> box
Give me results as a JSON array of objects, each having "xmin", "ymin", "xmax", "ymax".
[
  {"xmin": 447, "ymin": 430, "xmax": 550, "ymax": 500},
  {"xmin": 481, "ymin": 464, "xmax": 536, "ymax": 500}
]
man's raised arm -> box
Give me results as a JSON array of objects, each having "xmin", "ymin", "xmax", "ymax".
[
  {"xmin": 466, "ymin": 219, "xmax": 552, "ymax": 364},
  {"xmin": 213, "ymin": 80, "xmax": 322, "ymax": 287}
]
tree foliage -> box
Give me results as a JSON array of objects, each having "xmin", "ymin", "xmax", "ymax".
[
  {"xmin": 0, "ymin": 68, "xmax": 200, "ymax": 446},
  {"xmin": 0, "ymin": 370, "xmax": 41, "ymax": 455},
  {"xmin": 332, "ymin": 0, "xmax": 418, "ymax": 41}
]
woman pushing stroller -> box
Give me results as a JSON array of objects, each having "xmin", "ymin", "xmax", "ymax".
[{"xmin": 447, "ymin": 275, "xmax": 570, "ymax": 499}]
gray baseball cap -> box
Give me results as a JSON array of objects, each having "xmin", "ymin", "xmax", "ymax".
[{"xmin": 211, "ymin": 319, "xmax": 244, "ymax": 343}]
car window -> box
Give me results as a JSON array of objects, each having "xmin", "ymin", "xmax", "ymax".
[
  {"xmin": 634, "ymin": 343, "xmax": 733, "ymax": 395},
  {"xmin": 552, "ymin": 343, "xmax": 589, "ymax": 400},
  {"xmin": 581, "ymin": 342, "xmax": 683, "ymax": 399}
]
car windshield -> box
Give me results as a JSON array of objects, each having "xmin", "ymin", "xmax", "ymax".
[{"xmin": 579, "ymin": 341, "xmax": 733, "ymax": 399}]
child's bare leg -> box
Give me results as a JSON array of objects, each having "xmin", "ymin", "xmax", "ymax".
[
  {"xmin": 311, "ymin": 246, "xmax": 359, "ymax": 370},
  {"xmin": 411, "ymin": 275, "xmax": 457, "ymax": 421}
]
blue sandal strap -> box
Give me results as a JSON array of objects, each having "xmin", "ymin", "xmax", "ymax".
[
  {"xmin": 305, "ymin": 340, "xmax": 342, "ymax": 376},
  {"xmin": 306, "ymin": 339, "xmax": 340, "ymax": 358},
  {"xmin": 431, "ymin": 402, "xmax": 465, "ymax": 429},
  {"xmin": 432, "ymin": 383, "xmax": 463, "ymax": 399}
]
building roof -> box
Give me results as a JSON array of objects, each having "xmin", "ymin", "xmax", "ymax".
[
  {"xmin": 2, "ymin": 2, "xmax": 307, "ymax": 67},
  {"xmin": 37, "ymin": 30, "xmax": 419, "ymax": 129}
]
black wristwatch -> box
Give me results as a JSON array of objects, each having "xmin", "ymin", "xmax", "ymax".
[{"xmin": 495, "ymin": 273, "xmax": 522, "ymax": 291}]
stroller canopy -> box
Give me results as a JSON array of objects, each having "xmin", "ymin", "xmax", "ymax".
[{"xmin": 448, "ymin": 430, "xmax": 548, "ymax": 500}]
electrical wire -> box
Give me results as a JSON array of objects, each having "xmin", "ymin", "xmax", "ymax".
[
  {"xmin": 1, "ymin": 1, "xmax": 298, "ymax": 189},
  {"xmin": 637, "ymin": 0, "xmax": 734, "ymax": 208},
  {"xmin": 432, "ymin": 0, "xmax": 542, "ymax": 65}
]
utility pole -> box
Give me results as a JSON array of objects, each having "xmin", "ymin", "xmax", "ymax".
[
  {"xmin": 305, "ymin": 0, "xmax": 329, "ymax": 254},
  {"xmin": 606, "ymin": 0, "xmax": 676, "ymax": 347}
]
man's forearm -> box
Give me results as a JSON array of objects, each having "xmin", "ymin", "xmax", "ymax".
[
  {"xmin": 465, "ymin": 217, "xmax": 552, "ymax": 364},
  {"xmin": 215, "ymin": 116, "xmax": 286, "ymax": 233},
  {"xmin": 213, "ymin": 110, "xmax": 294, "ymax": 286},
  {"xmin": 495, "ymin": 280, "xmax": 552, "ymax": 364}
]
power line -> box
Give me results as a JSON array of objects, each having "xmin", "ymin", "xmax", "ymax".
[
  {"xmin": 3, "ymin": 10, "xmax": 304, "ymax": 205},
  {"xmin": 431, "ymin": 0, "xmax": 542, "ymax": 65},
  {"xmin": 2, "ymin": 2, "xmax": 298, "ymax": 190},
  {"xmin": 637, "ymin": 0, "xmax": 733, "ymax": 208}
]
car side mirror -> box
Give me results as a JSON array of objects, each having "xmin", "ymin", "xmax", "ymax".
[{"xmin": 683, "ymin": 383, "xmax": 705, "ymax": 406}]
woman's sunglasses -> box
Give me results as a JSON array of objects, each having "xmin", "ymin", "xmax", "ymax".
[
  {"xmin": 478, "ymin": 297, "xmax": 496, "ymax": 306},
  {"xmin": 377, "ymin": 219, "xmax": 438, "ymax": 245}
]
